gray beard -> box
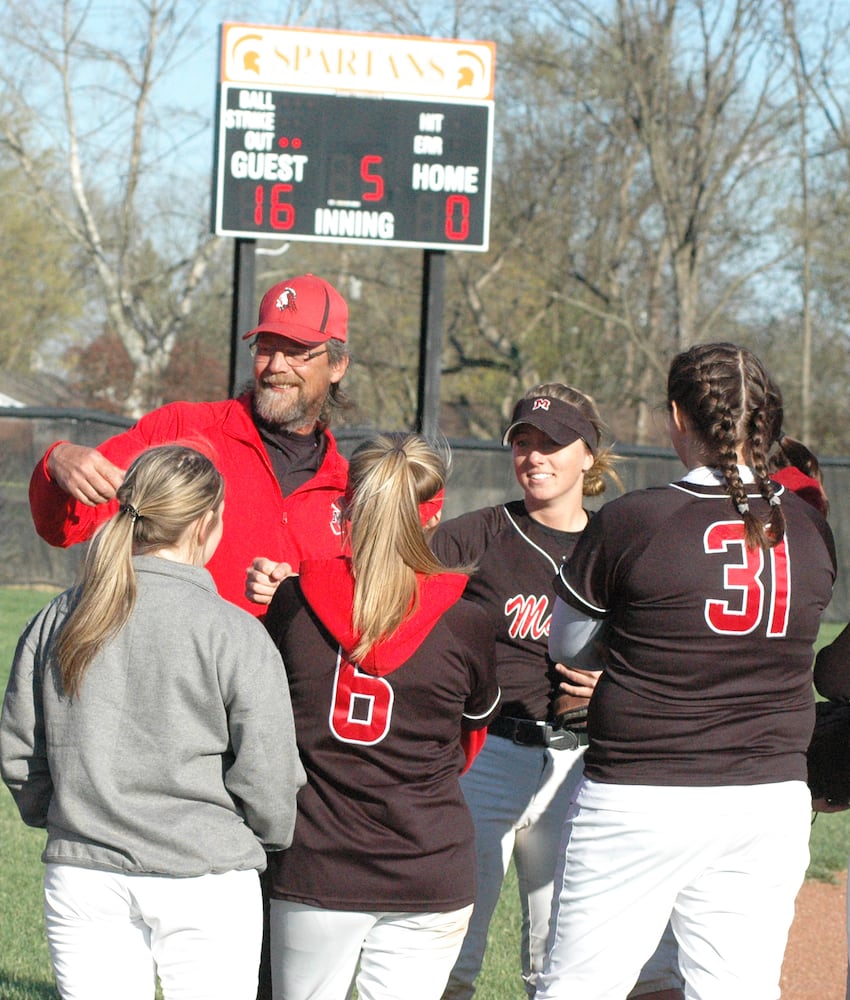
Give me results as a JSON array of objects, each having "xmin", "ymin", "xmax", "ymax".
[{"xmin": 252, "ymin": 384, "xmax": 321, "ymax": 433}]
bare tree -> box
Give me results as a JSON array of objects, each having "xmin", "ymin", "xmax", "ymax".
[
  {"xmin": 346, "ymin": 1, "xmax": 807, "ymax": 441},
  {"xmin": 0, "ymin": 0, "xmax": 224, "ymax": 416},
  {"xmin": 779, "ymin": 1, "xmax": 850, "ymax": 164},
  {"xmin": 600, "ymin": 0, "xmax": 795, "ymax": 351},
  {"xmin": 432, "ymin": 0, "xmax": 803, "ymax": 443},
  {"xmin": 6, "ymin": 0, "xmax": 848, "ymax": 452},
  {"xmin": 776, "ymin": 1, "xmax": 850, "ymax": 447},
  {"xmin": 782, "ymin": 0, "xmax": 815, "ymax": 442}
]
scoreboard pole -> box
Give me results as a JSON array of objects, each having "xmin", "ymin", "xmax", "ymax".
[
  {"xmin": 229, "ymin": 238, "xmax": 257, "ymax": 398},
  {"xmin": 416, "ymin": 250, "xmax": 446, "ymax": 439}
]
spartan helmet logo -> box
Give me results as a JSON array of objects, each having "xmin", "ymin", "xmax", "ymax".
[
  {"xmin": 274, "ymin": 287, "xmax": 297, "ymax": 311},
  {"xmin": 532, "ymin": 398, "xmax": 551, "ymax": 411}
]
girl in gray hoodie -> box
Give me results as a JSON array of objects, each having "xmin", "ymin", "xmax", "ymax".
[{"xmin": 1, "ymin": 444, "xmax": 305, "ymax": 1000}]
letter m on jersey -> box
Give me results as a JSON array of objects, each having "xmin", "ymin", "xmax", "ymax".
[{"xmin": 504, "ymin": 594, "xmax": 552, "ymax": 640}]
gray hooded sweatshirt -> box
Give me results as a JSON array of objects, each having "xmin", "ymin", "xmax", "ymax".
[{"xmin": 1, "ymin": 556, "xmax": 305, "ymax": 876}]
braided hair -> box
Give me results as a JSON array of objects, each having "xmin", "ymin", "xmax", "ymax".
[
  {"xmin": 770, "ymin": 435, "xmax": 830, "ymax": 518},
  {"xmin": 667, "ymin": 342, "xmax": 784, "ymax": 550}
]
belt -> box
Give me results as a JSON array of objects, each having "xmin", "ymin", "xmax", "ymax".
[{"xmin": 489, "ymin": 716, "xmax": 589, "ymax": 751}]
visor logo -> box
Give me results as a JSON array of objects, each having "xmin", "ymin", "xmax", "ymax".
[{"xmin": 532, "ymin": 398, "xmax": 551, "ymax": 411}]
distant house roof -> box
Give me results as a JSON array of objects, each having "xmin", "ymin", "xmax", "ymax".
[{"xmin": 0, "ymin": 370, "xmax": 75, "ymax": 408}]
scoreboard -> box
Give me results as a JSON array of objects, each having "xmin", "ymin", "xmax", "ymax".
[{"xmin": 211, "ymin": 25, "xmax": 495, "ymax": 252}]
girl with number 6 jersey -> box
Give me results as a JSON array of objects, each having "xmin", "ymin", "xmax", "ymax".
[
  {"xmin": 263, "ymin": 432, "xmax": 500, "ymax": 1000},
  {"xmin": 538, "ymin": 343, "xmax": 836, "ymax": 1000}
]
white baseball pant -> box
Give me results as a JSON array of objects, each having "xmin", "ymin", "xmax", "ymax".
[
  {"xmin": 535, "ymin": 779, "xmax": 811, "ymax": 1000},
  {"xmin": 269, "ymin": 901, "xmax": 473, "ymax": 1000},
  {"xmin": 443, "ymin": 735, "xmax": 682, "ymax": 999},
  {"xmin": 43, "ymin": 863, "xmax": 261, "ymax": 1000}
]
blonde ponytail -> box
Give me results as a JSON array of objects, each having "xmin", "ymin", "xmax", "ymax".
[
  {"xmin": 56, "ymin": 445, "xmax": 224, "ymax": 696},
  {"xmin": 346, "ymin": 433, "xmax": 462, "ymax": 662}
]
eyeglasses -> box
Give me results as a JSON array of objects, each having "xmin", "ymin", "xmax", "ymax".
[{"xmin": 249, "ymin": 338, "xmax": 328, "ymax": 366}]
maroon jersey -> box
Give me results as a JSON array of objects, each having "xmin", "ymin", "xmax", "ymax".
[
  {"xmin": 263, "ymin": 558, "xmax": 499, "ymax": 911},
  {"xmin": 432, "ymin": 500, "xmax": 585, "ymax": 722},
  {"xmin": 555, "ymin": 478, "xmax": 835, "ymax": 787}
]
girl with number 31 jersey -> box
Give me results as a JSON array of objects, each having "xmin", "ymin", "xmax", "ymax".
[{"xmin": 538, "ymin": 343, "xmax": 836, "ymax": 1000}]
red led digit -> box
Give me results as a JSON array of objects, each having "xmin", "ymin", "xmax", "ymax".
[
  {"xmin": 253, "ymin": 186, "xmax": 264, "ymax": 226},
  {"xmin": 360, "ymin": 155, "xmax": 384, "ymax": 202},
  {"xmin": 269, "ymin": 184, "xmax": 295, "ymax": 230},
  {"xmin": 445, "ymin": 195, "xmax": 470, "ymax": 241}
]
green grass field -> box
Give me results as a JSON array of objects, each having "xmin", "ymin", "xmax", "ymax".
[
  {"xmin": 1, "ymin": 589, "xmax": 62, "ymax": 1000},
  {"xmin": 1, "ymin": 589, "xmax": 848, "ymax": 999}
]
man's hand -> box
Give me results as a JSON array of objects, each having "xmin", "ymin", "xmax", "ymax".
[
  {"xmin": 245, "ymin": 558, "xmax": 295, "ymax": 605},
  {"xmin": 47, "ymin": 443, "xmax": 125, "ymax": 506}
]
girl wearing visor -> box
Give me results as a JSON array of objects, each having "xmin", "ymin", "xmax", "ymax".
[
  {"xmin": 262, "ymin": 432, "xmax": 500, "ymax": 1000},
  {"xmin": 433, "ymin": 385, "xmax": 682, "ymax": 1000}
]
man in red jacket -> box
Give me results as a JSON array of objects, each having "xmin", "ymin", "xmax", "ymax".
[{"xmin": 29, "ymin": 273, "xmax": 351, "ymax": 616}]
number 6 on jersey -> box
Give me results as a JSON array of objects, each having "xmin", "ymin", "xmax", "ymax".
[{"xmin": 330, "ymin": 654, "xmax": 395, "ymax": 745}]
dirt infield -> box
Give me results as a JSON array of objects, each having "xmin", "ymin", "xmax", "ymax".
[{"xmin": 781, "ymin": 871, "xmax": 847, "ymax": 998}]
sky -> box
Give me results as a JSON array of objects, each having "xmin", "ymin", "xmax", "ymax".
[{"xmin": 71, "ymin": 1, "xmax": 473, "ymax": 199}]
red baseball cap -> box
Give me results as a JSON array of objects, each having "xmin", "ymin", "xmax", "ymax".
[{"xmin": 243, "ymin": 274, "xmax": 348, "ymax": 345}]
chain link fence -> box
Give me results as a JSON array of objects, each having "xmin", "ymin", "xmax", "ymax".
[{"xmin": 2, "ymin": 407, "xmax": 848, "ymax": 621}]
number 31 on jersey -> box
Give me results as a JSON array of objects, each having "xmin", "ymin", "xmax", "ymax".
[{"xmin": 704, "ymin": 520, "xmax": 789, "ymax": 637}]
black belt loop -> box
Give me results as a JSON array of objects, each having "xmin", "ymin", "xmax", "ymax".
[{"xmin": 488, "ymin": 716, "xmax": 588, "ymax": 750}]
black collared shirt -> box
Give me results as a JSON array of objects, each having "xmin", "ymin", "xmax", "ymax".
[{"xmin": 255, "ymin": 420, "xmax": 328, "ymax": 498}]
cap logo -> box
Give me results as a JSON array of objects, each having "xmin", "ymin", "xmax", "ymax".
[
  {"xmin": 532, "ymin": 398, "xmax": 551, "ymax": 411},
  {"xmin": 274, "ymin": 286, "xmax": 297, "ymax": 311}
]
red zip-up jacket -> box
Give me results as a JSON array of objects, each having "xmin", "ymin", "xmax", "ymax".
[{"xmin": 29, "ymin": 393, "xmax": 349, "ymax": 615}]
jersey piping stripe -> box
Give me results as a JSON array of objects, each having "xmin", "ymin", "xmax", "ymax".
[
  {"xmin": 502, "ymin": 505, "xmax": 561, "ymax": 574},
  {"xmin": 556, "ymin": 564, "xmax": 608, "ymax": 616},
  {"xmin": 463, "ymin": 689, "xmax": 502, "ymax": 721},
  {"xmin": 669, "ymin": 482, "xmax": 786, "ymax": 500}
]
